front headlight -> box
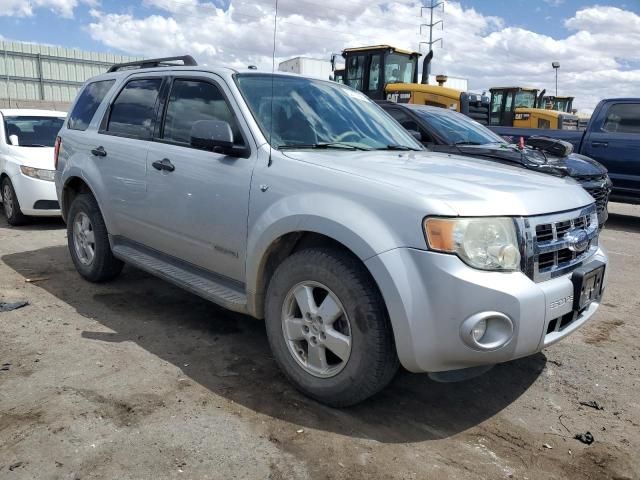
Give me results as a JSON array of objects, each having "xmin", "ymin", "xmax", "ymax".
[
  {"xmin": 20, "ymin": 165, "xmax": 55, "ymax": 182},
  {"xmin": 424, "ymin": 217, "xmax": 521, "ymax": 271}
]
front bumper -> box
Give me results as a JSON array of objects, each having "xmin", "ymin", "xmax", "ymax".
[
  {"xmin": 365, "ymin": 246, "xmax": 608, "ymax": 373},
  {"xmin": 9, "ymin": 171, "xmax": 60, "ymax": 217}
]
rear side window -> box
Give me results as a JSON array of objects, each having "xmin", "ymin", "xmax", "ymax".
[
  {"xmin": 68, "ymin": 80, "xmax": 115, "ymax": 131},
  {"xmin": 162, "ymin": 79, "xmax": 245, "ymax": 147},
  {"xmin": 107, "ymin": 78, "xmax": 162, "ymax": 139},
  {"xmin": 603, "ymin": 104, "xmax": 640, "ymax": 134}
]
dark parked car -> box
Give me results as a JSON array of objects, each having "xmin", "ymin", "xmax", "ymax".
[
  {"xmin": 489, "ymin": 98, "xmax": 640, "ymax": 205},
  {"xmin": 380, "ymin": 102, "xmax": 611, "ymax": 226}
]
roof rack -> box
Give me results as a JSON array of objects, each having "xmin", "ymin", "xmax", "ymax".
[{"xmin": 107, "ymin": 55, "xmax": 197, "ymax": 73}]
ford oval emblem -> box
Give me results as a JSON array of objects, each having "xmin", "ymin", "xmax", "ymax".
[{"xmin": 565, "ymin": 229, "xmax": 589, "ymax": 252}]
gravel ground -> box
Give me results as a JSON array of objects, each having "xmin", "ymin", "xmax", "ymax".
[{"xmin": 1, "ymin": 203, "xmax": 639, "ymax": 480}]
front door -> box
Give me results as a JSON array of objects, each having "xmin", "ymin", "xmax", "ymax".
[
  {"xmin": 583, "ymin": 102, "xmax": 640, "ymax": 200},
  {"xmin": 143, "ymin": 75, "xmax": 256, "ymax": 282}
]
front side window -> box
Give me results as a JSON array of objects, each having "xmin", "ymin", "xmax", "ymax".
[
  {"xmin": 367, "ymin": 55, "xmax": 381, "ymax": 91},
  {"xmin": 107, "ymin": 78, "xmax": 162, "ymax": 139},
  {"xmin": 235, "ymin": 73, "xmax": 422, "ymax": 151},
  {"xmin": 385, "ymin": 53, "xmax": 415, "ymax": 84},
  {"xmin": 162, "ymin": 79, "xmax": 245, "ymax": 146},
  {"xmin": 603, "ymin": 104, "xmax": 640, "ymax": 134},
  {"xmin": 4, "ymin": 116, "xmax": 65, "ymax": 147},
  {"xmin": 68, "ymin": 79, "xmax": 115, "ymax": 131}
]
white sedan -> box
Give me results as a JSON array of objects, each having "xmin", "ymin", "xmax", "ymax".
[{"xmin": 0, "ymin": 109, "xmax": 66, "ymax": 225}]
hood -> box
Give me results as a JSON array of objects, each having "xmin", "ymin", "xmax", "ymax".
[
  {"xmin": 455, "ymin": 144, "xmax": 607, "ymax": 178},
  {"xmin": 5, "ymin": 145, "xmax": 55, "ymax": 169},
  {"xmin": 282, "ymin": 150, "xmax": 594, "ymax": 217}
]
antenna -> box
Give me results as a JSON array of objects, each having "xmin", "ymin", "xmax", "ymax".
[{"xmin": 269, "ymin": 0, "xmax": 279, "ymax": 166}]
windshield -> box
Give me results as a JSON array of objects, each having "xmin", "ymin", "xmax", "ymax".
[
  {"xmin": 554, "ymin": 99, "xmax": 571, "ymax": 112},
  {"xmin": 235, "ymin": 74, "xmax": 422, "ymax": 150},
  {"xmin": 385, "ymin": 53, "xmax": 415, "ymax": 84},
  {"xmin": 4, "ymin": 116, "xmax": 65, "ymax": 147},
  {"xmin": 409, "ymin": 106, "xmax": 506, "ymax": 145},
  {"xmin": 514, "ymin": 91, "xmax": 537, "ymax": 109}
]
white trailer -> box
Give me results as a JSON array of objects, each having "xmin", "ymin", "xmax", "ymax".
[{"xmin": 278, "ymin": 57, "xmax": 339, "ymax": 80}]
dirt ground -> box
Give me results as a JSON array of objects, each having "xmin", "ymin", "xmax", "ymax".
[{"xmin": 1, "ymin": 203, "xmax": 639, "ymax": 480}]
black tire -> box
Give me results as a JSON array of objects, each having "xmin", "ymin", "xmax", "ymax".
[
  {"xmin": 265, "ymin": 248, "xmax": 399, "ymax": 407},
  {"xmin": 1, "ymin": 177, "xmax": 28, "ymax": 226},
  {"xmin": 67, "ymin": 193, "xmax": 123, "ymax": 282}
]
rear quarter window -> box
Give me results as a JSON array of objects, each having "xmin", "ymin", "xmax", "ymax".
[{"xmin": 68, "ymin": 80, "xmax": 116, "ymax": 131}]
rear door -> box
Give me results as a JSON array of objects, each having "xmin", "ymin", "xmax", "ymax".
[
  {"xmin": 143, "ymin": 74, "xmax": 256, "ymax": 282},
  {"xmin": 582, "ymin": 102, "xmax": 640, "ymax": 199},
  {"xmin": 92, "ymin": 75, "xmax": 165, "ymax": 237}
]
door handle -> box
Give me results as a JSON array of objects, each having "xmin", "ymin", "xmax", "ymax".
[
  {"xmin": 591, "ymin": 141, "xmax": 608, "ymax": 148},
  {"xmin": 152, "ymin": 158, "xmax": 175, "ymax": 172},
  {"xmin": 91, "ymin": 146, "xmax": 107, "ymax": 157}
]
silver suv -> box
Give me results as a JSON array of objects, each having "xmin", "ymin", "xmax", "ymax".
[{"xmin": 55, "ymin": 56, "xmax": 608, "ymax": 407}]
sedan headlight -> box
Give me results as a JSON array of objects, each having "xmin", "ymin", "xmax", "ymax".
[
  {"xmin": 424, "ymin": 217, "xmax": 521, "ymax": 271},
  {"xmin": 20, "ymin": 165, "xmax": 55, "ymax": 182}
]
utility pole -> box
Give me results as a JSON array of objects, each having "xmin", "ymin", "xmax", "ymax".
[
  {"xmin": 419, "ymin": 0, "xmax": 444, "ymax": 80},
  {"xmin": 552, "ymin": 61, "xmax": 560, "ymax": 96}
]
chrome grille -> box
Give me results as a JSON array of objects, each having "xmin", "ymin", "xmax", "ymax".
[
  {"xmin": 524, "ymin": 205, "xmax": 599, "ymax": 282},
  {"xmin": 581, "ymin": 176, "xmax": 610, "ymax": 216}
]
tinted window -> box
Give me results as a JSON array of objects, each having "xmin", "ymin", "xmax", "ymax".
[
  {"xmin": 68, "ymin": 80, "xmax": 115, "ymax": 131},
  {"xmin": 4, "ymin": 116, "xmax": 65, "ymax": 147},
  {"xmin": 410, "ymin": 106, "xmax": 506, "ymax": 145},
  {"xmin": 386, "ymin": 108, "xmax": 418, "ymax": 130},
  {"xmin": 603, "ymin": 104, "xmax": 640, "ymax": 134},
  {"xmin": 385, "ymin": 53, "xmax": 415, "ymax": 84},
  {"xmin": 162, "ymin": 79, "xmax": 244, "ymax": 146},
  {"xmin": 107, "ymin": 78, "xmax": 162, "ymax": 139}
]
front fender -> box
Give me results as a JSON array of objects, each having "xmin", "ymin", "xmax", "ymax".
[{"xmin": 245, "ymin": 192, "xmax": 407, "ymax": 314}]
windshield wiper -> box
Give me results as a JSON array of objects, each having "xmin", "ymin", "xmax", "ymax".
[
  {"xmin": 453, "ymin": 141, "xmax": 483, "ymax": 146},
  {"xmin": 376, "ymin": 144, "xmax": 421, "ymax": 151},
  {"xmin": 278, "ymin": 142, "xmax": 370, "ymax": 151}
]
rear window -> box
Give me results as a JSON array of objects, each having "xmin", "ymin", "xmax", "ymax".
[
  {"xmin": 68, "ymin": 80, "xmax": 115, "ymax": 131},
  {"xmin": 603, "ymin": 104, "xmax": 640, "ymax": 134},
  {"xmin": 4, "ymin": 116, "xmax": 65, "ymax": 147},
  {"xmin": 107, "ymin": 78, "xmax": 162, "ymax": 139}
]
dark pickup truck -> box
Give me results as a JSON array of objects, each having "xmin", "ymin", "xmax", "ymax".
[{"xmin": 490, "ymin": 98, "xmax": 640, "ymax": 204}]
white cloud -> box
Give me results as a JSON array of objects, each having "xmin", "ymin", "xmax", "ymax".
[
  {"xmin": 0, "ymin": 0, "xmax": 95, "ymax": 18},
  {"xmin": 81, "ymin": 1, "xmax": 640, "ymax": 112}
]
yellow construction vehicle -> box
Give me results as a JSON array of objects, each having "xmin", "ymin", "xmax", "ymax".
[
  {"xmin": 489, "ymin": 87, "xmax": 579, "ymax": 130},
  {"xmin": 338, "ymin": 45, "xmax": 489, "ymax": 124}
]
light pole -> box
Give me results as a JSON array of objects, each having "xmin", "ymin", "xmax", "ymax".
[{"xmin": 552, "ymin": 61, "xmax": 560, "ymax": 97}]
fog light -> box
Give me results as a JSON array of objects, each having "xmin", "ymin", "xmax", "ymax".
[
  {"xmin": 460, "ymin": 312, "xmax": 514, "ymax": 351},
  {"xmin": 472, "ymin": 319, "xmax": 487, "ymax": 341}
]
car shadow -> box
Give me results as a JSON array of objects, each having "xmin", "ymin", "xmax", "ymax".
[
  {"xmin": 604, "ymin": 212, "xmax": 640, "ymax": 234},
  {"xmin": 0, "ymin": 213, "xmax": 65, "ymax": 231},
  {"xmin": 2, "ymin": 245, "xmax": 546, "ymax": 444}
]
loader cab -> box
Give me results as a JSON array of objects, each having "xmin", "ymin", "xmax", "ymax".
[
  {"xmin": 341, "ymin": 45, "xmax": 420, "ymax": 101},
  {"xmin": 489, "ymin": 87, "xmax": 539, "ymax": 126},
  {"xmin": 543, "ymin": 96, "xmax": 575, "ymax": 113}
]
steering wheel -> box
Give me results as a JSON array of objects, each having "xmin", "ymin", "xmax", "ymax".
[{"xmin": 334, "ymin": 131, "xmax": 361, "ymax": 143}]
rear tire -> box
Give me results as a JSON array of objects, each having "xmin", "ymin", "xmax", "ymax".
[
  {"xmin": 265, "ymin": 247, "xmax": 399, "ymax": 407},
  {"xmin": 1, "ymin": 177, "xmax": 27, "ymax": 226},
  {"xmin": 67, "ymin": 193, "xmax": 123, "ymax": 282}
]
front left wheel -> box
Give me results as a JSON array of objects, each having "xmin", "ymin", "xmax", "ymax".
[
  {"xmin": 67, "ymin": 193, "xmax": 123, "ymax": 282},
  {"xmin": 1, "ymin": 177, "xmax": 27, "ymax": 226},
  {"xmin": 265, "ymin": 247, "xmax": 399, "ymax": 407}
]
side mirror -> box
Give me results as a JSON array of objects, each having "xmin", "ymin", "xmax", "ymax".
[
  {"xmin": 8, "ymin": 134, "xmax": 19, "ymax": 146},
  {"xmin": 190, "ymin": 120, "xmax": 234, "ymax": 152}
]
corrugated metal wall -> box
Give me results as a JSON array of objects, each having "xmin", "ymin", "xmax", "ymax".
[{"xmin": 0, "ymin": 40, "xmax": 142, "ymax": 109}]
